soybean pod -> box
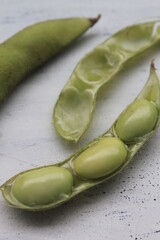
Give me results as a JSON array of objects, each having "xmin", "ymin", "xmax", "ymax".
[
  {"xmin": 54, "ymin": 20, "xmax": 160, "ymax": 142},
  {"xmin": 1, "ymin": 63, "xmax": 160, "ymax": 211},
  {"xmin": 0, "ymin": 15, "xmax": 100, "ymax": 102}
]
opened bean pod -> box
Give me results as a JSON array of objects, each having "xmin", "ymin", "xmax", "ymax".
[
  {"xmin": 54, "ymin": 19, "xmax": 160, "ymax": 142},
  {"xmin": 1, "ymin": 63, "xmax": 160, "ymax": 211},
  {"xmin": 0, "ymin": 15, "xmax": 100, "ymax": 102}
]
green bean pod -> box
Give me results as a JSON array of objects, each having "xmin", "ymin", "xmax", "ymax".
[
  {"xmin": 54, "ymin": 19, "xmax": 160, "ymax": 142},
  {"xmin": 0, "ymin": 15, "xmax": 100, "ymax": 102},
  {"xmin": 1, "ymin": 63, "xmax": 160, "ymax": 211}
]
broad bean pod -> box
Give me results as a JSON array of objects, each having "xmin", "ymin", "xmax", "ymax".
[
  {"xmin": 1, "ymin": 63, "xmax": 160, "ymax": 211},
  {"xmin": 0, "ymin": 15, "xmax": 100, "ymax": 102},
  {"xmin": 54, "ymin": 20, "xmax": 160, "ymax": 142}
]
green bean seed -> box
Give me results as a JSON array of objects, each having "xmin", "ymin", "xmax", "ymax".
[
  {"xmin": 115, "ymin": 99, "xmax": 158, "ymax": 142},
  {"xmin": 0, "ymin": 16, "xmax": 100, "ymax": 102},
  {"xmin": 74, "ymin": 137, "xmax": 127, "ymax": 179},
  {"xmin": 11, "ymin": 166, "xmax": 73, "ymax": 207},
  {"xmin": 54, "ymin": 19, "xmax": 160, "ymax": 142},
  {"xmin": 1, "ymin": 63, "xmax": 160, "ymax": 211}
]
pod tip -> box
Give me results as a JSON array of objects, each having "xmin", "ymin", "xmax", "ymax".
[
  {"xmin": 151, "ymin": 59, "xmax": 156, "ymax": 70},
  {"xmin": 90, "ymin": 14, "xmax": 101, "ymax": 26}
]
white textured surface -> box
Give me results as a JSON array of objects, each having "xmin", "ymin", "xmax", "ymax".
[{"xmin": 0, "ymin": 1, "xmax": 160, "ymax": 239}]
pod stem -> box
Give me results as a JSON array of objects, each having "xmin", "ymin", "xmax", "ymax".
[{"xmin": 89, "ymin": 14, "xmax": 101, "ymax": 26}]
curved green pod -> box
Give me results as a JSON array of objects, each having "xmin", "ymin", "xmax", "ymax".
[
  {"xmin": 0, "ymin": 15, "xmax": 100, "ymax": 102},
  {"xmin": 1, "ymin": 63, "xmax": 160, "ymax": 211},
  {"xmin": 54, "ymin": 19, "xmax": 160, "ymax": 142}
]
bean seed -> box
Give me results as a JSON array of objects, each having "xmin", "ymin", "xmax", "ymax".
[
  {"xmin": 115, "ymin": 99, "xmax": 158, "ymax": 142},
  {"xmin": 11, "ymin": 166, "xmax": 73, "ymax": 207},
  {"xmin": 74, "ymin": 137, "xmax": 127, "ymax": 179}
]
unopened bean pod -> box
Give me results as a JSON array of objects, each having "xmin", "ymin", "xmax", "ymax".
[
  {"xmin": 0, "ymin": 15, "xmax": 100, "ymax": 102},
  {"xmin": 54, "ymin": 19, "xmax": 160, "ymax": 142},
  {"xmin": 1, "ymin": 63, "xmax": 159, "ymax": 211}
]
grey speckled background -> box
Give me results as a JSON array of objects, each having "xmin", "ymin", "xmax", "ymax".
[{"xmin": 0, "ymin": 0, "xmax": 160, "ymax": 239}]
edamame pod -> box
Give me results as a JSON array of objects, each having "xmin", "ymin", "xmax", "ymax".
[
  {"xmin": 0, "ymin": 15, "xmax": 100, "ymax": 102},
  {"xmin": 1, "ymin": 63, "xmax": 160, "ymax": 211},
  {"xmin": 54, "ymin": 19, "xmax": 160, "ymax": 142}
]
